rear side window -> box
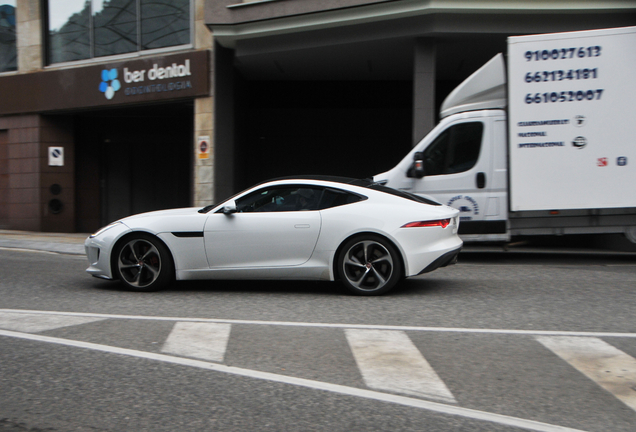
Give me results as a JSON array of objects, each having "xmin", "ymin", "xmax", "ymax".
[
  {"xmin": 423, "ymin": 122, "xmax": 483, "ymax": 175},
  {"xmin": 318, "ymin": 188, "xmax": 365, "ymax": 209}
]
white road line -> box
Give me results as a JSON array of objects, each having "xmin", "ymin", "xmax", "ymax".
[
  {"xmin": 2, "ymin": 309, "xmax": 635, "ymax": 338},
  {"xmin": 0, "ymin": 311, "xmax": 105, "ymax": 333},
  {"xmin": 345, "ymin": 329, "xmax": 456, "ymax": 402},
  {"xmin": 0, "ymin": 329, "xmax": 588, "ymax": 432},
  {"xmin": 0, "ymin": 247, "xmax": 59, "ymax": 255},
  {"xmin": 161, "ymin": 322, "xmax": 231, "ymax": 362},
  {"xmin": 536, "ymin": 336, "xmax": 636, "ymax": 412}
]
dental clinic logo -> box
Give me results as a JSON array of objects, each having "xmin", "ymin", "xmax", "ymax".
[{"xmin": 99, "ymin": 69, "xmax": 121, "ymax": 100}]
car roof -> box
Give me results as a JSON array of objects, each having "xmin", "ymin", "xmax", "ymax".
[{"xmin": 265, "ymin": 175, "xmax": 373, "ymax": 187}]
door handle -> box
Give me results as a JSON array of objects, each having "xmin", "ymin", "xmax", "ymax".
[{"xmin": 476, "ymin": 172, "xmax": 486, "ymax": 189}]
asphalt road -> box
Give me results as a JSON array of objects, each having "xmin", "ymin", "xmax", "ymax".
[{"xmin": 1, "ymin": 247, "xmax": 635, "ymax": 432}]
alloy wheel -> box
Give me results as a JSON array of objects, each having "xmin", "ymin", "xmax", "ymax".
[
  {"xmin": 342, "ymin": 240, "xmax": 394, "ymax": 292},
  {"xmin": 117, "ymin": 239, "xmax": 162, "ymax": 288}
]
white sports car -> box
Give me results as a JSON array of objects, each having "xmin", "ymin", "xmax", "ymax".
[{"xmin": 85, "ymin": 176, "xmax": 462, "ymax": 295}]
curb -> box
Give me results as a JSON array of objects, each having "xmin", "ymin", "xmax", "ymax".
[{"xmin": 0, "ymin": 230, "xmax": 87, "ymax": 256}]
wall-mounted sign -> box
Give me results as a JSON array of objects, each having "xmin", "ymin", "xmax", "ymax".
[
  {"xmin": 198, "ymin": 136, "xmax": 210, "ymax": 159},
  {"xmin": 0, "ymin": 51, "xmax": 209, "ymax": 115},
  {"xmin": 48, "ymin": 147, "xmax": 64, "ymax": 166}
]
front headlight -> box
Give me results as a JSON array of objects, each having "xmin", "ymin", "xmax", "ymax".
[{"xmin": 90, "ymin": 221, "xmax": 122, "ymax": 238}]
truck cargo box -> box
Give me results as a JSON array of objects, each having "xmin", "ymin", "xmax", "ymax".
[{"xmin": 507, "ymin": 27, "xmax": 636, "ymax": 212}]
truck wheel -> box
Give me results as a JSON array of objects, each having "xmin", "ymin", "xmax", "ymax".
[
  {"xmin": 113, "ymin": 234, "xmax": 173, "ymax": 292},
  {"xmin": 337, "ymin": 235, "xmax": 403, "ymax": 295}
]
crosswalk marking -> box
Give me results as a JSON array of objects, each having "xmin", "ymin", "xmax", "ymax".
[
  {"xmin": 0, "ymin": 328, "xmax": 589, "ymax": 432},
  {"xmin": 161, "ymin": 322, "xmax": 232, "ymax": 362},
  {"xmin": 536, "ymin": 336, "xmax": 636, "ymax": 412},
  {"xmin": 4, "ymin": 307, "xmax": 636, "ymax": 419},
  {"xmin": 345, "ymin": 329, "xmax": 457, "ymax": 403},
  {"xmin": 0, "ymin": 311, "xmax": 105, "ymax": 333}
]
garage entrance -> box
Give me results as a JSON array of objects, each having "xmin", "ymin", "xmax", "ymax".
[
  {"xmin": 75, "ymin": 103, "xmax": 193, "ymax": 232},
  {"xmin": 235, "ymin": 80, "xmax": 413, "ymax": 190}
]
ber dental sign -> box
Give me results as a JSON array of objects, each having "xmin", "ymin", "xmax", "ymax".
[
  {"xmin": 0, "ymin": 51, "xmax": 209, "ymax": 115},
  {"xmin": 98, "ymin": 52, "xmax": 207, "ymax": 102},
  {"xmin": 126, "ymin": 60, "xmax": 192, "ymax": 83}
]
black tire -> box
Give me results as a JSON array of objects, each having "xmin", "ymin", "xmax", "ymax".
[
  {"xmin": 336, "ymin": 235, "xmax": 403, "ymax": 295},
  {"xmin": 112, "ymin": 233, "xmax": 174, "ymax": 292}
]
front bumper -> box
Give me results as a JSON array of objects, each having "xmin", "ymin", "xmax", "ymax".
[{"xmin": 85, "ymin": 222, "xmax": 132, "ymax": 280}]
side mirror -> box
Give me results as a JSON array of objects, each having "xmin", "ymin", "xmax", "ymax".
[
  {"xmin": 407, "ymin": 152, "xmax": 426, "ymax": 179},
  {"xmin": 222, "ymin": 201, "xmax": 238, "ymax": 215}
]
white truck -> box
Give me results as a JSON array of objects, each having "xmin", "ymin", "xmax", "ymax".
[{"xmin": 375, "ymin": 26, "xmax": 636, "ymax": 244}]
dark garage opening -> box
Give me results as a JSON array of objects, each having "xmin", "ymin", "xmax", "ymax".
[
  {"xmin": 75, "ymin": 103, "xmax": 193, "ymax": 232},
  {"xmin": 235, "ymin": 81, "xmax": 413, "ymax": 190}
]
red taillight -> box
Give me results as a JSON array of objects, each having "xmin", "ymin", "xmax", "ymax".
[{"xmin": 401, "ymin": 219, "xmax": 451, "ymax": 229}]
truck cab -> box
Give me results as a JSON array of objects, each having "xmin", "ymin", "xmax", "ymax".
[{"xmin": 375, "ymin": 54, "xmax": 510, "ymax": 242}]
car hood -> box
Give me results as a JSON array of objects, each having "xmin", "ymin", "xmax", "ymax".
[
  {"xmin": 118, "ymin": 207, "xmax": 207, "ymax": 234},
  {"xmin": 120, "ymin": 207, "xmax": 201, "ymax": 222}
]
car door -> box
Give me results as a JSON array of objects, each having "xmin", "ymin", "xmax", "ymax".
[
  {"xmin": 412, "ymin": 118, "xmax": 492, "ymax": 228},
  {"xmin": 203, "ymin": 186, "xmax": 322, "ymax": 268}
]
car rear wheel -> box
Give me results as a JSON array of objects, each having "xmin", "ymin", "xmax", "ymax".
[
  {"xmin": 337, "ymin": 235, "xmax": 402, "ymax": 295},
  {"xmin": 114, "ymin": 234, "xmax": 173, "ymax": 292}
]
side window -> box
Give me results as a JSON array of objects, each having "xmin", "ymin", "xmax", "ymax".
[
  {"xmin": 318, "ymin": 188, "xmax": 364, "ymax": 210},
  {"xmin": 234, "ymin": 186, "xmax": 365, "ymax": 212},
  {"xmin": 236, "ymin": 187, "xmax": 321, "ymax": 212},
  {"xmin": 422, "ymin": 129, "xmax": 450, "ymax": 176},
  {"xmin": 422, "ymin": 122, "xmax": 483, "ymax": 176}
]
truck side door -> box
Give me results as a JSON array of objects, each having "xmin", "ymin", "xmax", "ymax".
[{"xmin": 411, "ymin": 117, "xmax": 503, "ymax": 237}]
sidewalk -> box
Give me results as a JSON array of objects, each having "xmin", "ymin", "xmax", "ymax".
[{"xmin": 0, "ymin": 230, "xmax": 88, "ymax": 256}]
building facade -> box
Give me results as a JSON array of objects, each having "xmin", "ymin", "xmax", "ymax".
[
  {"xmin": 0, "ymin": 0, "xmax": 214, "ymax": 232},
  {"xmin": 1, "ymin": 0, "xmax": 635, "ymax": 232}
]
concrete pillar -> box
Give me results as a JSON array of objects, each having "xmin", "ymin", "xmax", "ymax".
[
  {"xmin": 193, "ymin": 0, "xmax": 215, "ymax": 207},
  {"xmin": 194, "ymin": 98, "xmax": 214, "ymax": 207},
  {"xmin": 412, "ymin": 38, "xmax": 436, "ymax": 146},
  {"xmin": 40, "ymin": 116, "xmax": 75, "ymax": 232},
  {"xmin": 16, "ymin": 0, "xmax": 42, "ymax": 72}
]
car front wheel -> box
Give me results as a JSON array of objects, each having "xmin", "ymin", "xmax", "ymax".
[
  {"xmin": 337, "ymin": 235, "xmax": 402, "ymax": 295},
  {"xmin": 113, "ymin": 234, "xmax": 173, "ymax": 292}
]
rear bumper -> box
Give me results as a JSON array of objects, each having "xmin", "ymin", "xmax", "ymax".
[{"xmin": 417, "ymin": 246, "xmax": 462, "ymax": 275}]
